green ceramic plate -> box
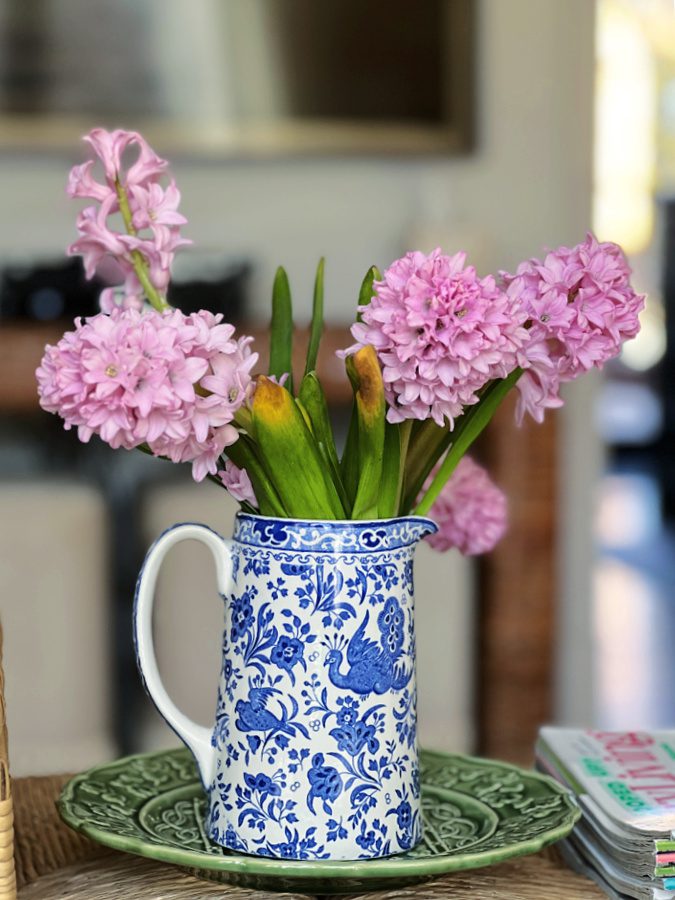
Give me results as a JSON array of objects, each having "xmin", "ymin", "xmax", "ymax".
[{"xmin": 58, "ymin": 747, "xmax": 579, "ymax": 894}]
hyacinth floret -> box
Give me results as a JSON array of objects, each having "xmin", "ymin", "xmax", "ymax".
[
  {"xmin": 344, "ymin": 249, "xmax": 529, "ymax": 427},
  {"xmin": 218, "ymin": 460, "xmax": 257, "ymax": 506},
  {"xmin": 36, "ymin": 307, "xmax": 257, "ymax": 482},
  {"xmin": 503, "ymin": 233, "xmax": 645, "ymax": 423}
]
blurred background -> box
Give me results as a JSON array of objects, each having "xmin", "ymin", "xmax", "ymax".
[{"xmin": 0, "ymin": 0, "xmax": 672, "ymax": 776}]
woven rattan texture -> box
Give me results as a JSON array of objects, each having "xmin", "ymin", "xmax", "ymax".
[
  {"xmin": 12, "ymin": 775, "xmax": 109, "ymax": 890},
  {"xmin": 16, "ymin": 850, "xmax": 605, "ymax": 899},
  {"xmin": 0, "ymin": 621, "xmax": 16, "ymax": 900}
]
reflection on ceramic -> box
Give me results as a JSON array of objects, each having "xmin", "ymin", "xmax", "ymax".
[
  {"xmin": 134, "ymin": 514, "xmax": 437, "ymax": 860},
  {"xmin": 58, "ymin": 748, "xmax": 580, "ymax": 894}
]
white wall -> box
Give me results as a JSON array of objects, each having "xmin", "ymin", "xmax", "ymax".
[{"xmin": 0, "ymin": 0, "xmax": 597, "ymax": 759}]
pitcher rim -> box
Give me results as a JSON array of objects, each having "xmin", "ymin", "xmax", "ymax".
[
  {"xmin": 235, "ymin": 511, "xmax": 437, "ymax": 528},
  {"xmin": 233, "ymin": 511, "xmax": 438, "ymax": 550}
]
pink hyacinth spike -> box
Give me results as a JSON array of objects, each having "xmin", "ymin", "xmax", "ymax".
[
  {"xmin": 66, "ymin": 128, "xmax": 189, "ymax": 312},
  {"xmin": 503, "ymin": 233, "xmax": 645, "ymax": 424},
  {"xmin": 342, "ymin": 249, "xmax": 529, "ymax": 428}
]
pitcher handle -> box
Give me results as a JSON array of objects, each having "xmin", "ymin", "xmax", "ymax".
[{"xmin": 133, "ymin": 523, "xmax": 234, "ymax": 788}]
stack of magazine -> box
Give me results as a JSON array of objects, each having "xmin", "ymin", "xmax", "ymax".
[{"xmin": 536, "ymin": 728, "xmax": 675, "ymax": 900}]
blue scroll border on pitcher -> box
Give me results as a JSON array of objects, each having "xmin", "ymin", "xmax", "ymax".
[{"xmin": 234, "ymin": 514, "xmax": 437, "ymax": 553}]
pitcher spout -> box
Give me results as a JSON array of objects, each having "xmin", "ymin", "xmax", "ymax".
[{"xmin": 401, "ymin": 515, "xmax": 438, "ymax": 544}]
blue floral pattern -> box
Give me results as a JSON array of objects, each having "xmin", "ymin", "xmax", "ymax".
[{"xmin": 204, "ymin": 513, "xmax": 436, "ymax": 860}]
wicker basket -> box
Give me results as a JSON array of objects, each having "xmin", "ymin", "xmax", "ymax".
[{"xmin": 0, "ymin": 622, "xmax": 15, "ymax": 900}]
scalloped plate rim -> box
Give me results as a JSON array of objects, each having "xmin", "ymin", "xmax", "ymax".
[{"xmin": 58, "ymin": 747, "xmax": 581, "ymax": 881}]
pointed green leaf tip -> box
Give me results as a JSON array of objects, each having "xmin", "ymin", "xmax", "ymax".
[
  {"xmin": 304, "ymin": 257, "xmax": 324, "ymax": 377},
  {"xmin": 252, "ymin": 376, "xmax": 345, "ymax": 519},
  {"xmin": 269, "ymin": 266, "xmax": 293, "ymax": 394},
  {"xmin": 357, "ymin": 265, "xmax": 381, "ymax": 322},
  {"xmin": 345, "ymin": 346, "xmax": 386, "ymax": 519}
]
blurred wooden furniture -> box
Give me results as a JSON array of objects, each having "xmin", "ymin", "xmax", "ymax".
[
  {"xmin": 0, "ymin": 321, "xmax": 558, "ymax": 764},
  {"xmin": 478, "ymin": 394, "xmax": 558, "ymax": 764}
]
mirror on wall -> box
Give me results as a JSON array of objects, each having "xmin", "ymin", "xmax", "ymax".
[{"xmin": 0, "ymin": 0, "xmax": 475, "ymax": 157}]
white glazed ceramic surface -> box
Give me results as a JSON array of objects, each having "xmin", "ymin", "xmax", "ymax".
[{"xmin": 134, "ymin": 513, "xmax": 436, "ymax": 860}]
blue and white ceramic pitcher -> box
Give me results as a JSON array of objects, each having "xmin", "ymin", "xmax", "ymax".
[{"xmin": 134, "ymin": 513, "xmax": 436, "ymax": 861}]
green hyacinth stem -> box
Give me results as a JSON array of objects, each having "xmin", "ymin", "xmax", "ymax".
[
  {"xmin": 415, "ymin": 369, "xmax": 522, "ymax": 516},
  {"xmin": 402, "ymin": 420, "xmax": 453, "ymax": 512},
  {"xmin": 115, "ymin": 179, "xmax": 169, "ymax": 313}
]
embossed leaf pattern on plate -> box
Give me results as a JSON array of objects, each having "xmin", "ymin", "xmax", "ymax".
[{"xmin": 59, "ymin": 747, "xmax": 580, "ymax": 893}]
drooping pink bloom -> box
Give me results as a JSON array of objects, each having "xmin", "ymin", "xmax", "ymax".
[
  {"xmin": 342, "ymin": 249, "xmax": 529, "ymax": 427},
  {"xmin": 68, "ymin": 199, "xmax": 129, "ymax": 279},
  {"xmin": 36, "ymin": 308, "xmax": 258, "ymax": 482},
  {"xmin": 75, "ymin": 128, "xmax": 168, "ymax": 194},
  {"xmin": 67, "ymin": 159, "xmax": 110, "ymax": 203},
  {"xmin": 503, "ymin": 234, "xmax": 644, "ymax": 423},
  {"xmin": 66, "ymin": 129, "xmax": 188, "ymax": 310},
  {"xmin": 218, "ymin": 461, "xmax": 257, "ymax": 506},
  {"xmin": 422, "ymin": 456, "xmax": 508, "ymax": 555}
]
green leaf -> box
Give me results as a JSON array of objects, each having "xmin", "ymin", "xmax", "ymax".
[
  {"xmin": 340, "ymin": 402, "xmax": 359, "ymax": 514},
  {"xmin": 298, "ymin": 372, "xmax": 349, "ymax": 512},
  {"xmin": 225, "ymin": 435, "xmax": 287, "ymax": 517},
  {"xmin": 401, "ymin": 420, "xmax": 453, "ymax": 512},
  {"xmin": 304, "ymin": 258, "xmax": 324, "ymax": 377},
  {"xmin": 356, "ymin": 266, "xmax": 381, "ymax": 323},
  {"xmin": 252, "ymin": 377, "xmax": 345, "ymax": 519},
  {"xmin": 415, "ymin": 369, "xmax": 522, "ymax": 516},
  {"xmin": 346, "ymin": 346, "xmax": 386, "ymax": 519},
  {"xmin": 269, "ymin": 266, "xmax": 294, "ymax": 394},
  {"xmin": 378, "ymin": 419, "xmax": 412, "ymax": 518},
  {"xmin": 298, "ymin": 372, "xmax": 340, "ymax": 473}
]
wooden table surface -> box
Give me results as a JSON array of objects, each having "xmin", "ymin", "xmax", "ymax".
[{"xmin": 14, "ymin": 775, "xmax": 604, "ymax": 900}]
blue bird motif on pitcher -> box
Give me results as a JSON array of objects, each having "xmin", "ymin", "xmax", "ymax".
[
  {"xmin": 323, "ymin": 598, "xmax": 411, "ymax": 695},
  {"xmin": 235, "ymin": 677, "xmax": 309, "ymax": 745}
]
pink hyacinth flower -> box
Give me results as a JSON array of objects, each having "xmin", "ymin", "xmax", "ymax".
[
  {"xmin": 81, "ymin": 128, "xmax": 168, "ymax": 192},
  {"xmin": 342, "ymin": 249, "xmax": 529, "ymax": 428},
  {"xmin": 67, "ymin": 159, "xmax": 110, "ymax": 203},
  {"xmin": 130, "ymin": 180, "xmax": 187, "ymax": 231},
  {"xmin": 36, "ymin": 308, "xmax": 258, "ymax": 482},
  {"xmin": 423, "ymin": 456, "xmax": 508, "ymax": 556},
  {"xmin": 503, "ymin": 233, "xmax": 645, "ymax": 424},
  {"xmin": 68, "ymin": 199, "xmax": 129, "ymax": 279}
]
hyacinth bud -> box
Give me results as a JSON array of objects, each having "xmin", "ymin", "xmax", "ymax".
[
  {"xmin": 252, "ymin": 377, "xmax": 345, "ymax": 520},
  {"xmin": 345, "ymin": 346, "xmax": 385, "ymax": 520}
]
